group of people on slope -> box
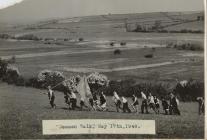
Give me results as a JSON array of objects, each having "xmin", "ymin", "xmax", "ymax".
[
  {"xmin": 46, "ymin": 86, "xmax": 204, "ymax": 115},
  {"xmin": 112, "ymin": 91, "xmax": 180, "ymax": 115}
]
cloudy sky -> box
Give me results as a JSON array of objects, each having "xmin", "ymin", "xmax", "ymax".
[{"xmin": 0, "ymin": 0, "xmax": 204, "ymax": 24}]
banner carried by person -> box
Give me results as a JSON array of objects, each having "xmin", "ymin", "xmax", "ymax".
[{"xmin": 76, "ymin": 75, "xmax": 92, "ymax": 100}]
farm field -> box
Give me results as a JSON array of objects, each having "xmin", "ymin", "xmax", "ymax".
[
  {"xmin": 0, "ymin": 83, "xmax": 204, "ymax": 139},
  {"xmin": 0, "ymin": 11, "xmax": 205, "ymax": 139},
  {"xmin": 0, "ymin": 32, "xmax": 204, "ymax": 83}
]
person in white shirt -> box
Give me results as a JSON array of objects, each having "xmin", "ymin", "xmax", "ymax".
[
  {"xmin": 100, "ymin": 92, "xmax": 107, "ymax": 111},
  {"xmin": 121, "ymin": 96, "xmax": 131, "ymax": 113},
  {"xmin": 148, "ymin": 93, "xmax": 158, "ymax": 114},
  {"xmin": 112, "ymin": 91, "xmax": 122, "ymax": 112},
  {"xmin": 131, "ymin": 94, "xmax": 139, "ymax": 114},
  {"xmin": 141, "ymin": 91, "xmax": 148, "ymax": 113},
  {"xmin": 47, "ymin": 86, "xmax": 56, "ymax": 109}
]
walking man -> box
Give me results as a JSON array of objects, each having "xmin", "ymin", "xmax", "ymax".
[
  {"xmin": 100, "ymin": 92, "xmax": 107, "ymax": 111},
  {"xmin": 112, "ymin": 91, "xmax": 122, "ymax": 112},
  {"xmin": 122, "ymin": 96, "xmax": 131, "ymax": 113},
  {"xmin": 47, "ymin": 86, "xmax": 56, "ymax": 108},
  {"xmin": 154, "ymin": 96, "xmax": 160, "ymax": 114},
  {"xmin": 141, "ymin": 91, "xmax": 149, "ymax": 114},
  {"xmin": 197, "ymin": 97, "xmax": 204, "ymax": 115},
  {"xmin": 69, "ymin": 91, "xmax": 77, "ymax": 110},
  {"xmin": 148, "ymin": 93, "xmax": 158, "ymax": 114},
  {"xmin": 131, "ymin": 94, "xmax": 139, "ymax": 114},
  {"xmin": 161, "ymin": 96, "xmax": 169, "ymax": 115},
  {"xmin": 169, "ymin": 93, "xmax": 181, "ymax": 115}
]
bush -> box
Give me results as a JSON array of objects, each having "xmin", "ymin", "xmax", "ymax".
[
  {"xmin": 87, "ymin": 72, "xmax": 108, "ymax": 93},
  {"xmin": 152, "ymin": 47, "xmax": 156, "ymax": 51},
  {"xmin": 110, "ymin": 42, "xmax": 115, "ymax": 46},
  {"xmin": 63, "ymin": 75, "xmax": 81, "ymax": 92},
  {"xmin": 2, "ymin": 65, "xmax": 20, "ymax": 84},
  {"xmin": 25, "ymin": 77, "xmax": 40, "ymax": 88},
  {"xmin": 101, "ymin": 79, "xmax": 169, "ymax": 98},
  {"xmin": 120, "ymin": 42, "xmax": 126, "ymax": 46},
  {"xmin": 114, "ymin": 49, "xmax": 121, "ymax": 55},
  {"xmin": 15, "ymin": 76, "xmax": 25, "ymax": 86},
  {"xmin": 0, "ymin": 58, "xmax": 9, "ymax": 79},
  {"xmin": 16, "ymin": 34, "xmax": 40, "ymax": 41},
  {"xmin": 37, "ymin": 70, "xmax": 65, "ymax": 89},
  {"xmin": 78, "ymin": 37, "xmax": 84, "ymax": 42},
  {"xmin": 7, "ymin": 56, "xmax": 16, "ymax": 64},
  {"xmin": 173, "ymin": 80, "xmax": 204, "ymax": 101},
  {"xmin": 0, "ymin": 34, "xmax": 13, "ymax": 39},
  {"xmin": 144, "ymin": 54, "xmax": 153, "ymax": 58},
  {"xmin": 175, "ymin": 43, "xmax": 203, "ymax": 51}
]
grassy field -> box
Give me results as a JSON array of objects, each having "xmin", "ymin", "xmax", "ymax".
[
  {"xmin": 0, "ymin": 83, "xmax": 204, "ymax": 139},
  {"xmin": 0, "ymin": 11, "xmax": 205, "ymax": 139},
  {"xmin": 0, "ymin": 33, "xmax": 204, "ymax": 83}
]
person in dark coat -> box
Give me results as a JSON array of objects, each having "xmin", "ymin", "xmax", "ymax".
[
  {"xmin": 141, "ymin": 92, "xmax": 149, "ymax": 114},
  {"xmin": 154, "ymin": 96, "xmax": 160, "ymax": 114},
  {"xmin": 80, "ymin": 97, "xmax": 88, "ymax": 110},
  {"xmin": 121, "ymin": 96, "xmax": 131, "ymax": 113},
  {"xmin": 63, "ymin": 87, "xmax": 70, "ymax": 109},
  {"xmin": 161, "ymin": 96, "xmax": 169, "ymax": 115},
  {"xmin": 47, "ymin": 86, "xmax": 56, "ymax": 108},
  {"xmin": 197, "ymin": 97, "xmax": 204, "ymax": 115},
  {"xmin": 169, "ymin": 93, "xmax": 180, "ymax": 115},
  {"xmin": 69, "ymin": 91, "xmax": 77, "ymax": 110}
]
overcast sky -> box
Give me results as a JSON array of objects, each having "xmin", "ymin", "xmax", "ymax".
[{"xmin": 0, "ymin": 0, "xmax": 204, "ymax": 24}]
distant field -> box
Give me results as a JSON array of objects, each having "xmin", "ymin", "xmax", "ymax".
[
  {"xmin": 0, "ymin": 11, "xmax": 205, "ymax": 139},
  {"xmin": 0, "ymin": 35, "xmax": 204, "ymax": 83},
  {"xmin": 0, "ymin": 83, "xmax": 204, "ymax": 139}
]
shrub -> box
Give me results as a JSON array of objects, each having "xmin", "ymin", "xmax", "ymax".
[
  {"xmin": 110, "ymin": 42, "xmax": 115, "ymax": 46},
  {"xmin": 0, "ymin": 58, "xmax": 9, "ymax": 79},
  {"xmin": 173, "ymin": 80, "xmax": 204, "ymax": 101},
  {"xmin": 0, "ymin": 34, "xmax": 13, "ymax": 39},
  {"xmin": 63, "ymin": 75, "xmax": 81, "ymax": 92},
  {"xmin": 25, "ymin": 77, "xmax": 40, "ymax": 88},
  {"xmin": 7, "ymin": 56, "xmax": 16, "ymax": 64},
  {"xmin": 175, "ymin": 43, "xmax": 203, "ymax": 51},
  {"xmin": 16, "ymin": 34, "xmax": 40, "ymax": 41},
  {"xmin": 120, "ymin": 42, "xmax": 126, "ymax": 46},
  {"xmin": 78, "ymin": 37, "xmax": 84, "ymax": 42},
  {"xmin": 87, "ymin": 72, "xmax": 109, "ymax": 93},
  {"xmin": 144, "ymin": 54, "xmax": 153, "ymax": 58},
  {"xmin": 114, "ymin": 49, "xmax": 121, "ymax": 55},
  {"xmin": 15, "ymin": 76, "xmax": 25, "ymax": 86},
  {"xmin": 101, "ymin": 79, "xmax": 169, "ymax": 98},
  {"xmin": 2, "ymin": 65, "xmax": 20, "ymax": 84},
  {"xmin": 152, "ymin": 47, "xmax": 156, "ymax": 51},
  {"xmin": 37, "ymin": 70, "xmax": 65, "ymax": 89}
]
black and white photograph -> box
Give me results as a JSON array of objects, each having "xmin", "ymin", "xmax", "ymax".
[{"xmin": 0, "ymin": 0, "xmax": 205, "ymax": 139}]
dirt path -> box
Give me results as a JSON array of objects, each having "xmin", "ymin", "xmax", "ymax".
[{"xmin": 61, "ymin": 61, "xmax": 185, "ymax": 73}]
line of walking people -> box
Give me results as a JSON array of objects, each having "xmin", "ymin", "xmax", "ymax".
[{"xmin": 46, "ymin": 86, "xmax": 204, "ymax": 115}]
